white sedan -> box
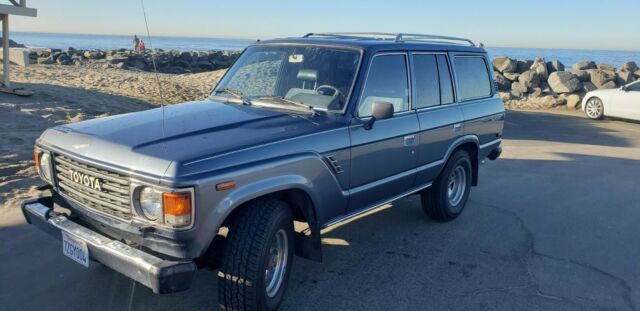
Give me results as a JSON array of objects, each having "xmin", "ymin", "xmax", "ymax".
[{"xmin": 583, "ymin": 80, "xmax": 640, "ymax": 120}]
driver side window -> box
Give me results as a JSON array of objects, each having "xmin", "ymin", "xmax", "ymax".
[
  {"xmin": 628, "ymin": 82, "xmax": 640, "ymax": 91},
  {"xmin": 357, "ymin": 54, "xmax": 409, "ymax": 117}
]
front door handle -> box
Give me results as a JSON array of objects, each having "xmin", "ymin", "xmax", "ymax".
[{"xmin": 403, "ymin": 134, "xmax": 416, "ymax": 146}]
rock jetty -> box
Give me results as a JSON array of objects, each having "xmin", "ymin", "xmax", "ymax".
[
  {"xmin": 494, "ymin": 57, "xmax": 640, "ymax": 110},
  {"xmin": 29, "ymin": 48, "xmax": 241, "ymax": 74}
]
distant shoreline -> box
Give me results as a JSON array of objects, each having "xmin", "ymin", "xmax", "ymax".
[{"xmin": 10, "ymin": 31, "xmax": 640, "ymax": 68}]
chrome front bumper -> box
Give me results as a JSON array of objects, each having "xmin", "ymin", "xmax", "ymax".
[{"xmin": 21, "ymin": 197, "xmax": 196, "ymax": 294}]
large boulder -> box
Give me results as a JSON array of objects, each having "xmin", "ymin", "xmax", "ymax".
[
  {"xmin": 83, "ymin": 50, "xmax": 105, "ymax": 59},
  {"xmin": 531, "ymin": 59, "xmax": 549, "ymax": 80},
  {"xmin": 516, "ymin": 60, "xmax": 533, "ymax": 73},
  {"xmin": 493, "ymin": 56, "xmax": 518, "ymax": 73},
  {"xmin": 499, "ymin": 91, "xmax": 514, "ymax": 102},
  {"xmin": 546, "ymin": 60, "xmax": 565, "ymax": 73},
  {"xmin": 528, "ymin": 87, "xmax": 543, "ymax": 98},
  {"xmin": 503, "ymin": 72, "xmax": 520, "ymax": 82},
  {"xmin": 518, "ymin": 70, "xmax": 540, "ymax": 88},
  {"xmin": 565, "ymin": 94, "xmax": 582, "ymax": 109},
  {"xmin": 620, "ymin": 61, "xmax": 639, "ymax": 72},
  {"xmin": 572, "ymin": 61, "xmax": 597, "ymax": 70},
  {"xmin": 597, "ymin": 64, "xmax": 616, "ymax": 71},
  {"xmin": 568, "ymin": 69, "xmax": 590, "ymax": 82},
  {"xmin": 582, "ymin": 81, "xmax": 597, "ymax": 92},
  {"xmin": 588, "ymin": 69, "xmax": 616, "ymax": 88},
  {"xmin": 35, "ymin": 49, "xmax": 51, "ymax": 58},
  {"xmin": 530, "ymin": 95, "xmax": 566, "ymax": 109},
  {"xmin": 599, "ymin": 81, "xmax": 618, "ymax": 89},
  {"xmin": 177, "ymin": 51, "xmax": 192, "ymax": 62},
  {"xmin": 511, "ymin": 81, "xmax": 528, "ymax": 96},
  {"xmin": 635, "ymin": 70, "xmax": 640, "ymax": 79},
  {"xmin": 539, "ymin": 81, "xmax": 551, "ymax": 93},
  {"xmin": 108, "ymin": 56, "xmax": 128, "ymax": 64},
  {"xmin": 196, "ymin": 60, "xmax": 215, "ymax": 71},
  {"xmin": 616, "ymin": 71, "xmax": 636, "ymax": 85},
  {"xmin": 495, "ymin": 73, "xmax": 512, "ymax": 91},
  {"xmin": 37, "ymin": 56, "xmax": 54, "ymax": 65},
  {"xmin": 56, "ymin": 53, "xmax": 71, "ymax": 65},
  {"xmin": 548, "ymin": 71, "xmax": 582, "ymax": 93}
]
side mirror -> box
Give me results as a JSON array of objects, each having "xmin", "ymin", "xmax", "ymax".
[
  {"xmin": 621, "ymin": 86, "xmax": 628, "ymax": 92},
  {"xmin": 364, "ymin": 101, "xmax": 394, "ymax": 130}
]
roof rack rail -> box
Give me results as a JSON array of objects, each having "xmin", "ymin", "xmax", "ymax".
[{"xmin": 303, "ymin": 32, "xmax": 476, "ymax": 47}]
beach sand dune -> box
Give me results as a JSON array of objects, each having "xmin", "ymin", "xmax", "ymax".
[{"xmin": 0, "ymin": 64, "xmax": 225, "ymax": 210}]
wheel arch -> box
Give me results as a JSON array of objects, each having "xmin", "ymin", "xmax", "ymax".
[
  {"xmin": 202, "ymin": 177, "xmax": 324, "ymax": 265},
  {"xmin": 444, "ymin": 135, "xmax": 480, "ymax": 186}
]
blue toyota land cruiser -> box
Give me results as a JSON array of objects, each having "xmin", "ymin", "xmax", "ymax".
[{"xmin": 24, "ymin": 32, "xmax": 504, "ymax": 310}]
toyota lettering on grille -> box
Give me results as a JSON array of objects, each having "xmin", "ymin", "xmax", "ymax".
[{"xmin": 68, "ymin": 169, "xmax": 102, "ymax": 191}]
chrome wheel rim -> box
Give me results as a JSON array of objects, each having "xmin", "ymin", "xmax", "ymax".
[
  {"xmin": 447, "ymin": 166, "xmax": 467, "ymax": 209},
  {"xmin": 265, "ymin": 229, "xmax": 288, "ymax": 298},
  {"xmin": 585, "ymin": 99, "xmax": 603, "ymax": 119}
]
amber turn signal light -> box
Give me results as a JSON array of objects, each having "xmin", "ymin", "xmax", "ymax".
[
  {"xmin": 34, "ymin": 149, "xmax": 40, "ymax": 170},
  {"xmin": 163, "ymin": 192, "xmax": 192, "ymax": 227},
  {"xmin": 216, "ymin": 181, "xmax": 236, "ymax": 191}
]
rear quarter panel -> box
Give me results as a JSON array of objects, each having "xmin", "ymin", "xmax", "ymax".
[{"xmin": 449, "ymin": 51, "xmax": 505, "ymax": 157}]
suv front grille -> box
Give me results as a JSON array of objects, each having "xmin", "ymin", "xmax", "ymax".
[{"xmin": 53, "ymin": 154, "xmax": 133, "ymax": 220}]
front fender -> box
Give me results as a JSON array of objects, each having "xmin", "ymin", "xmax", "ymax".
[{"xmin": 191, "ymin": 153, "xmax": 348, "ymax": 258}]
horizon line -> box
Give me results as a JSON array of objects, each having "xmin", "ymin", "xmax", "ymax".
[{"xmin": 9, "ymin": 30, "xmax": 640, "ymax": 53}]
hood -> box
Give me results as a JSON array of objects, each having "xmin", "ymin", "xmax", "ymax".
[{"xmin": 39, "ymin": 100, "xmax": 343, "ymax": 180}]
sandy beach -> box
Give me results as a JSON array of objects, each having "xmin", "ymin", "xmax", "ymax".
[{"xmin": 0, "ymin": 64, "xmax": 226, "ymax": 210}]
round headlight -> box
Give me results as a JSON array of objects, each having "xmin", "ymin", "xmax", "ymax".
[
  {"xmin": 39, "ymin": 152, "xmax": 52, "ymax": 182},
  {"xmin": 139, "ymin": 187, "xmax": 163, "ymax": 220}
]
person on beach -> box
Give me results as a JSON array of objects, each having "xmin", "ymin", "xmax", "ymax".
[
  {"xmin": 138, "ymin": 40, "xmax": 146, "ymax": 52},
  {"xmin": 133, "ymin": 35, "xmax": 140, "ymax": 52}
]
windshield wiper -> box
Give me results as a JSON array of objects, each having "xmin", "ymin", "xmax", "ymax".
[
  {"xmin": 214, "ymin": 88, "xmax": 252, "ymax": 105},
  {"xmin": 256, "ymin": 96, "xmax": 316, "ymax": 113}
]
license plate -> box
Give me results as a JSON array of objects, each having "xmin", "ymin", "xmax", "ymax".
[{"xmin": 62, "ymin": 232, "xmax": 89, "ymax": 267}]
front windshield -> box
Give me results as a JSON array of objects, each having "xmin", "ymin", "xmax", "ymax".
[{"xmin": 211, "ymin": 45, "xmax": 361, "ymax": 112}]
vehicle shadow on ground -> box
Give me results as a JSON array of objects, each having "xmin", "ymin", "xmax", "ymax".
[{"xmin": 504, "ymin": 110, "xmax": 632, "ymax": 147}]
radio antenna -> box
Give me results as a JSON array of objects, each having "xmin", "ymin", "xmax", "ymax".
[{"xmin": 139, "ymin": 0, "xmax": 167, "ymax": 139}]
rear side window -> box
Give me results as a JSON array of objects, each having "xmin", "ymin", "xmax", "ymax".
[
  {"xmin": 358, "ymin": 54, "xmax": 409, "ymax": 117},
  {"xmin": 453, "ymin": 56, "xmax": 491, "ymax": 101},
  {"xmin": 413, "ymin": 54, "xmax": 440, "ymax": 108}
]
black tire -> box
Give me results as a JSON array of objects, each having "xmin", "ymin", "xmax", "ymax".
[
  {"xmin": 421, "ymin": 150, "xmax": 473, "ymax": 221},
  {"xmin": 217, "ymin": 199, "xmax": 294, "ymax": 311},
  {"xmin": 584, "ymin": 97, "xmax": 604, "ymax": 120}
]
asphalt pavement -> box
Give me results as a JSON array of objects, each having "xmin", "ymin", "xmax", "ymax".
[{"xmin": 1, "ymin": 110, "xmax": 639, "ymax": 310}]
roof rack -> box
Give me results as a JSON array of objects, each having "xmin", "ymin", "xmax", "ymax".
[{"xmin": 303, "ymin": 32, "xmax": 476, "ymax": 47}]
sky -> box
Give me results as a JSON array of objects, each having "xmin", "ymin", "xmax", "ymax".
[{"xmin": 7, "ymin": 0, "xmax": 640, "ymax": 50}]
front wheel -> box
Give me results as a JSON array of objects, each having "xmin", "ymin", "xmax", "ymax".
[
  {"xmin": 584, "ymin": 97, "xmax": 604, "ymax": 120},
  {"xmin": 421, "ymin": 150, "xmax": 473, "ymax": 221},
  {"xmin": 218, "ymin": 199, "xmax": 294, "ymax": 311}
]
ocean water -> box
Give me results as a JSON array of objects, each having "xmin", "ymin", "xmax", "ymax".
[
  {"xmin": 486, "ymin": 47, "xmax": 640, "ymax": 69},
  {"xmin": 10, "ymin": 32, "xmax": 640, "ymax": 68},
  {"xmin": 10, "ymin": 31, "xmax": 255, "ymax": 52}
]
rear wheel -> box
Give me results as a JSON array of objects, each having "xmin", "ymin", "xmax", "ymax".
[
  {"xmin": 421, "ymin": 150, "xmax": 472, "ymax": 221},
  {"xmin": 584, "ymin": 97, "xmax": 604, "ymax": 120},
  {"xmin": 217, "ymin": 199, "xmax": 294, "ymax": 311}
]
